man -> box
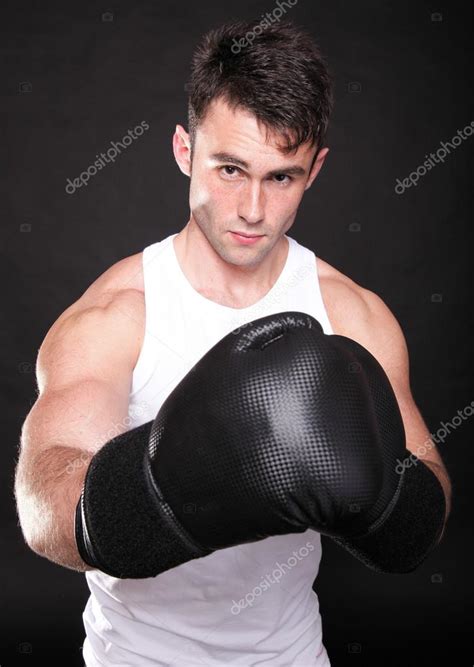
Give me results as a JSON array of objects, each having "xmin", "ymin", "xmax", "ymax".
[{"xmin": 14, "ymin": 19, "xmax": 451, "ymax": 667}]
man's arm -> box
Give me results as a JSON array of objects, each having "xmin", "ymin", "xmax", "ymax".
[
  {"xmin": 14, "ymin": 288, "xmax": 144, "ymax": 571},
  {"xmin": 328, "ymin": 283, "xmax": 452, "ymax": 537}
]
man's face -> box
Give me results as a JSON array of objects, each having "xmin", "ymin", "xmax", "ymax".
[{"xmin": 174, "ymin": 96, "xmax": 328, "ymax": 268}]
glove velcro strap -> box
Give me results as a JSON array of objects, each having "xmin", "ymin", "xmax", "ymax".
[
  {"xmin": 331, "ymin": 457, "xmax": 446, "ymax": 574},
  {"xmin": 74, "ymin": 420, "xmax": 211, "ymax": 579}
]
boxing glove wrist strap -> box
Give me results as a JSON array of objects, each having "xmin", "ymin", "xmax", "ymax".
[
  {"xmin": 331, "ymin": 455, "xmax": 446, "ymax": 574},
  {"xmin": 74, "ymin": 421, "xmax": 212, "ymax": 579}
]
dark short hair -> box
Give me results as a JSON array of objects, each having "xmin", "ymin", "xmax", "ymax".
[{"xmin": 186, "ymin": 18, "xmax": 334, "ymax": 168}]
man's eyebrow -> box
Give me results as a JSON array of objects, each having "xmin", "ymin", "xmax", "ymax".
[{"xmin": 210, "ymin": 152, "xmax": 307, "ymax": 177}]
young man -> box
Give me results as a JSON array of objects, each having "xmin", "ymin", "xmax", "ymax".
[{"xmin": 15, "ymin": 19, "xmax": 451, "ymax": 667}]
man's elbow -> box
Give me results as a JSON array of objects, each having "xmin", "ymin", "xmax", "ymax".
[
  {"xmin": 420, "ymin": 459, "xmax": 452, "ymax": 527},
  {"xmin": 14, "ymin": 464, "xmax": 93, "ymax": 573},
  {"xmin": 20, "ymin": 525, "xmax": 94, "ymax": 574}
]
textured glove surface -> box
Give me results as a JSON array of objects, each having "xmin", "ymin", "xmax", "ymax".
[{"xmin": 147, "ymin": 311, "xmax": 406, "ymax": 550}]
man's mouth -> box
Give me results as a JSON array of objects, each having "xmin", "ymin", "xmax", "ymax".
[
  {"xmin": 229, "ymin": 231, "xmax": 265, "ymax": 245},
  {"xmin": 231, "ymin": 231, "xmax": 263, "ymax": 238}
]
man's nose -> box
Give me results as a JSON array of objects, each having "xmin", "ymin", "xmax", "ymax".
[{"xmin": 237, "ymin": 182, "xmax": 265, "ymax": 224}]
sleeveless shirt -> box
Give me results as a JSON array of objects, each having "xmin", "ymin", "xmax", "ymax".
[{"xmin": 82, "ymin": 232, "xmax": 333, "ymax": 666}]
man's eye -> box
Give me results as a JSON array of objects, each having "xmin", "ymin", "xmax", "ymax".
[
  {"xmin": 221, "ymin": 166, "xmax": 240, "ymax": 176},
  {"xmin": 220, "ymin": 166, "xmax": 293, "ymax": 184},
  {"xmin": 274, "ymin": 174, "xmax": 292, "ymax": 184}
]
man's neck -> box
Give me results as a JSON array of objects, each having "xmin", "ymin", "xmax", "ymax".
[{"xmin": 173, "ymin": 222, "xmax": 289, "ymax": 309}]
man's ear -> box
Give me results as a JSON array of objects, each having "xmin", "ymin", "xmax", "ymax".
[
  {"xmin": 305, "ymin": 147, "xmax": 329, "ymax": 190},
  {"xmin": 173, "ymin": 125, "xmax": 192, "ymax": 177}
]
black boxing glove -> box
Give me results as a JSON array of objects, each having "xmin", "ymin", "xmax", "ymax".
[
  {"xmin": 75, "ymin": 311, "xmax": 446, "ymax": 578},
  {"xmin": 316, "ymin": 333, "xmax": 447, "ymax": 573}
]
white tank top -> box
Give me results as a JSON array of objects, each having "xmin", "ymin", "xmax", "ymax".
[{"xmin": 82, "ymin": 232, "xmax": 333, "ymax": 666}]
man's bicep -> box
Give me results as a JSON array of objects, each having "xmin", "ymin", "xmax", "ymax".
[
  {"xmin": 333, "ymin": 285, "xmax": 448, "ymax": 470},
  {"xmin": 21, "ymin": 297, "xmax": 142, "ymax": 462},
  {"xmin": 20, "ymin": 377, "xmax": 132, "ymax": 460},
  {"xmin": 36, "ymin": 291, "xmax": 142, "ymax": 394},
  {"xmin": 360, "ymin": 290, "xmax": 442, "ymax": 465}
]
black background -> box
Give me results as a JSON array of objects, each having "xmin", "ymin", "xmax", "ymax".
[{"xmin": 2, "ymin": 1, "xmax": 473, "ymax": 665}]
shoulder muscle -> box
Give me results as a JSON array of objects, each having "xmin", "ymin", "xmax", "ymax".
[
  {"xmin": 36, "ymin": 287, "xmax": 145, "ymax": 395},
  {"xmin": 320, "ymin": 272, "xmax": 409, "ymax": 390}
]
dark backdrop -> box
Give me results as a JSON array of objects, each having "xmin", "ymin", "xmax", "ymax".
[{"xmin": 2, "ymin": 1, "xmax": 473, "ymax": 665}]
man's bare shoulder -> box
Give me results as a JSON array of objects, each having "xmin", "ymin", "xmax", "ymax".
[
  {"xmin": 80, "ymin": 251, "xmax": 144, "ymax": 305},
  {"xmin": 316, "ymin": 255, "xmax": 407, "ymax": 377},
  {"xmin": 40, "ymin": 251, "xmax": 145, "ymax": 358},
  {"xmin": 36, "ymin": 252, "xmax": 146, "ymax": 389},
  {"xmin": 56, "ymin": 251, "xmax": 144, "ymax": 320},
  {"xmin": 316, "ymin": 256, "xmax": 374, "ymax": 335}
]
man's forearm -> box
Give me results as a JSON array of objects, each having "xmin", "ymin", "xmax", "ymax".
[{"xmin": 15, "ymin": 446, "xmax": 96, "ymax": 572}]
